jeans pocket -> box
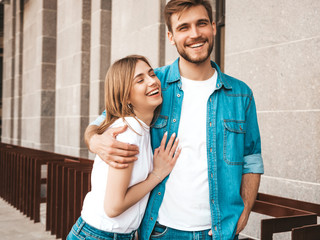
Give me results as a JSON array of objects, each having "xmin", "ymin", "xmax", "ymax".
[{"xmin": 150, "ymin": 222, "xmax": 168, "ymax": 238}]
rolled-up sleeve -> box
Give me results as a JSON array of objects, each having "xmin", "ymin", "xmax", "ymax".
[
  {"xmin": 90, "ymin": 110, "xmax": 106, "ymax": 126},
  {"xmin": 243, "ymin": 92, "xmax": 264, "ymax": 174}
]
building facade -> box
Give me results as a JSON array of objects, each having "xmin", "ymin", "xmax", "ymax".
[{"xmin": 1, "ymin": 0, "xmax": 320, "ymax": 239}]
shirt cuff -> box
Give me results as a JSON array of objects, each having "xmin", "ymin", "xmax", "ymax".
[{"xmin": 243, "ymin": 153, "xmax": 264, "ymax": 174}]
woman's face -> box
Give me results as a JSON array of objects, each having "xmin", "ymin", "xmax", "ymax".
[{"xmin": 129, "ymin": 60, "xmax": 162, "ymax": 116}]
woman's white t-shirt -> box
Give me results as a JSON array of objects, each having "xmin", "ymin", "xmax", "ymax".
[{"xmin": 81, "ymin": 117, "xmax": 153, "ymax": 233}]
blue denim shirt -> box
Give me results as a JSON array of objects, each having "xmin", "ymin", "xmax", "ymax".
[
  {"xmin": 140, "ymin": 58, "xmax": 263, "ymax": 240},
  {"xmin": 93, "ymin": 58, "xmax": 264, "ymax": 240}
]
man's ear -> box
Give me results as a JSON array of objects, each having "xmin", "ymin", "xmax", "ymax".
[
  {"xmin": 167, "ymin": 31, "xmax": 175, "ymax": 45},
  {"xmin": 212, "ymin": 21, "xmax": 217, "ymax": 36}
]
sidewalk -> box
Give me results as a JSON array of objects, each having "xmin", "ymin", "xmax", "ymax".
[{"xmin": 0, "ymin": 198, "xmax": 57, "ymax": 240}]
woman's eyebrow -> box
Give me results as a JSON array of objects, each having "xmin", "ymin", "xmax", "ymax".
[{"xmin": 133, "ymin": 73, "xmax": 144, "ymax": 80}]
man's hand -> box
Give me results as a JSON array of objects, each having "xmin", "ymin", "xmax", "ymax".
[
  {"xmin": 236, "ymin": 210, "xmax": 249, "ymax": 234},
  {"xmin": 237, "ymin": 173, "xmax": 261, "ymax": 234},
  {"xmin": 84, "ymin": 125, "xmax": 139, "ymax": 168},
  {"xmin": 208, "ymin": 173, "xmax": 261, "ymax": 237}
]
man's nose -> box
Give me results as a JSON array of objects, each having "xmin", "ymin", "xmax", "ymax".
[{"xmin": 190, "ymin": 25, "xmax": 200, "ymax": 38}]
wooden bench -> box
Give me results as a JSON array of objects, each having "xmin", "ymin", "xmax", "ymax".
[
  {"xmin": 253, "ymin": 193, "xmax": 320, "ymax": 240},
  {"xmin": 46, "ymin": 159, "xmax": 93, "ymax": 240}
]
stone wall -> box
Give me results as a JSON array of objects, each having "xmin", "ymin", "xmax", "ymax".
[
  {"xmin": 225, "ymin": 0, "xmax": 320, "ymax": 238},
  {"xmin": 54, "ymin": 0, "xmax": 90, "ymax": 157}
]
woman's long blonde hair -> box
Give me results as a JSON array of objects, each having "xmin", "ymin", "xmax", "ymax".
[{"xmin": 97, "ymin": 55, "xmax": 159, "ymax": 134}]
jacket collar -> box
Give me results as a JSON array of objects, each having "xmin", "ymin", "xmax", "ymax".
[{"xmin": 165, "ymin": 58, "xmax": 232, "ymax": 90}]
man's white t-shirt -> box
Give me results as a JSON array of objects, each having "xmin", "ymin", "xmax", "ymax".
[
  {"xmin": 81, "ymin": 117, "xmax": 153, "ymax": 233},
  {"xmin": 158, "ymin": 71, "xmax": 217, "ymax": 231}
]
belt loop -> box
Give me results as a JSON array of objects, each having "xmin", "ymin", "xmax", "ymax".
[
  {"xmin": 131, "ymin": 230, "xmax": 136, "ymax": 240},
  {"xmin": 76, "ymin": 217, "xmax": 86, "ymax": 234}
]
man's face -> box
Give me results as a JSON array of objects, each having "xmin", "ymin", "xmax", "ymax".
[{"xmin": 168, "ymin": 5, "xmax": 216, "ymax": 64}]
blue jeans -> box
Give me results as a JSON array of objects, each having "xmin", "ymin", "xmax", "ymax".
[
  {"xmin": 67, "ymin": 216, "xmax": 136, "ymax": 240},
  {"xmin": 150, "ymin": 222, "xmax": 239, "ymax": 240},
  {"xmin": 150, "ymin": 222, "xmax": 212, "ymax": 240}
]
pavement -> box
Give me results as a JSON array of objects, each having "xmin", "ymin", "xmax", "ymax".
[{"xmin": 0, "ymin": 198, "xmax": 58, "ymax": 240}]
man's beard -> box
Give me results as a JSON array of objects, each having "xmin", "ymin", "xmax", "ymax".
[{"xmin": 177, "ymin": 38, "xmax": 214, "ymax": 64}]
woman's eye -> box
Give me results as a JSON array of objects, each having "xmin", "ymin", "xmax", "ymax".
[{"xmin": 137, "ymin": 79, "xmax": 144, "ymax": 83}]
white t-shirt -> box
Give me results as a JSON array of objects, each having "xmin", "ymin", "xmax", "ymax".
[
  {"xmin": 158, "ymin": 71, "xmax": 217, "ymax": 231},
  {"xmin": 81, "ymin": 117, "xmax": 153, "ymax": 233}
]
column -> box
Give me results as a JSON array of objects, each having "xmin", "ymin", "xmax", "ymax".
[{"xmin": 55, "ymin": 0, "xmax": 90, "ymax": 157}]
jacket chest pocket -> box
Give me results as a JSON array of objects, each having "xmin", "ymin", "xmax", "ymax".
[
  {"xmin": 151, "ymin": 115, "xmax": 169, "ymax": 148},
  {"xmin": 223, "ymin": 120, "xmax": 246, "ymax": 165}
]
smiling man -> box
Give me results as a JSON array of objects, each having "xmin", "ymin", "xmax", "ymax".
[{"xmin": 85, "ymin": 1, "xmax": 264, "ymax": 239}]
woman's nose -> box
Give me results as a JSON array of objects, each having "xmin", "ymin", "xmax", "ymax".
[{"xmin": 147, "ymin": 76, "xmax": 157, "ymax": 85}]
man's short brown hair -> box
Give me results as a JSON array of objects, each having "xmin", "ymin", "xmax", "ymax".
[{"xmin": 164, "ymin": 0, "xmax": 213, "ymax": 33}]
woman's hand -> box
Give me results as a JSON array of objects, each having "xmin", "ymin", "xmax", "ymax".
[{"xmin": 152, "ymin": 132, "xmax": 181, "ymax": 181}]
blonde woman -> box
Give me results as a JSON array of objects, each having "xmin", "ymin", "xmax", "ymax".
[{"xmin": 67, "ymin": 55, "xmax": 180, "ymax": 240}]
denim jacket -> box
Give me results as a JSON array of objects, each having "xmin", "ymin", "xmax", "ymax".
[
  {"xmin": 139, "ymin": 58, "xmax": 264, "ymax": 240},
  {"xmin": 93, "ymin": 58, "xmax": 264, "ymax": 240}
]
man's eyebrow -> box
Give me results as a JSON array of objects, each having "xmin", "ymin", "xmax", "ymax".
[
  {"xmin": 176, "ymin": 23, "xmax": 188, "ymax": 30},
  {"xmin": 176, "ymin": 18, "xmax": 210, "ymax": 30},
  {"xmin": 198, "ymin": 18, "xmax": 210, "ymax": 23}
]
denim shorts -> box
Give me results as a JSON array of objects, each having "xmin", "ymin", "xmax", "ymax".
[{"xmin": 67, "ymin": 216, "xmax": 136, "ymax": 240}]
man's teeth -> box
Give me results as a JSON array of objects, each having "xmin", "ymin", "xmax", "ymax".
[
  {"xmin": 148, "ymin": 89, "xmax": 159, "ymax": 96},
  {"xmin": 190, "ymin": 42, "xmax": 204, "ymax": 48}
]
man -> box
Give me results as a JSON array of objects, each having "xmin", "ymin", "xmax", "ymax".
[{"xmin": 85, "ymin": 0, "xmax": 264, "ymax": 239}]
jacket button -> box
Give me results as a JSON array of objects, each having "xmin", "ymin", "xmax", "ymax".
[
  {"xmin": 173, "ymin": 119, "xmax": 176, "ymax": 123},
  {"xmin": 158, "ymin": 192, "xmax": 161, "ymax": 195},
  {"xmin": 209, "ymin": 122, "xmax": 212, "ymax": 127},
  {"xmin": 211, "ymin": 199, "xmax": 214, "ymax": 204},
  {"xmin": 211, "ymin": 173, "xmax": 213, "ymax": 178},
  {"xmin": 150, "ymin": 217, "xmax": 153, "ymax": 221},
  {"xmin": 210, "ymin": 148, "xmax": 212, "ymax": 152},
  {"xmin": 214, "ymin": 225, "xmax": 217, "ymax": 231},
  {"xmin": 177, "ymin": 94, "xmax": 181, "ymax": 97}
]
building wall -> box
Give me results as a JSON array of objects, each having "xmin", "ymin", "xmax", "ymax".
[
  {"xmin": 2, "ymin": 1, "xmax": 15, "ymax": 144},
  {"xmin": 2, "ymin": 0, "xmax": 320, "ymax": 238},
  {"xmin": 54, "ymin": 0, "xmax": 90, "ymax": 157},
  {"xmin": 225, "ymin": 0, "xmax": 320, "ymax": 238}
]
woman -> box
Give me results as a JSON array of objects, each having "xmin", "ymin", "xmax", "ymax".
[{"xmin": 67, "ymin": 55, "xmax": 180, "ymax": 240}]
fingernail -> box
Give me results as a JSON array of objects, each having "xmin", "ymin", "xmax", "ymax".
[
  {"xmin": 164, "ymin": 131, "xmax": 168, "ymax": 135},
  {"xmin": 171, "ymin": 133, "xmax": 176, "ymax": 137}
]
